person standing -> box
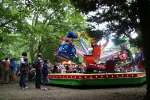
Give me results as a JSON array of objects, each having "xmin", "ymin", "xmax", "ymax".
[
  {"xmin": 19, "ymin": 52, "xmax": 29, "ymax": 90},
  {"xmin": 42, "ymin": 59, "xmax": 49, "ymax": 85},
  {"xmin": 2, "ymin": 58, "xmax": 10, "ymax": 84},
  {"xmin": 10, "ymin": 58, "xmax": 17, "ymax": 81},
  {"xmin": 34, "ymin": 54, "xmax": 43, "ymax": 89}
]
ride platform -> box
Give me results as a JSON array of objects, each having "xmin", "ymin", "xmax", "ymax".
[{"xmin": 48, "ymin": 72, "xmax": 146, "ymax": 86}]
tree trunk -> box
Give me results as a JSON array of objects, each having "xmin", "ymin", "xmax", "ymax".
[{"xmin": 137, "ymin": 0, "xmax": 150, "ymax": 100}]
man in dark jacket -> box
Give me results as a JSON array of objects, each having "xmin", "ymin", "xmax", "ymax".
[
  {"xmin": 34, "ymin": 54, "xmax": 43, "ymax": 89},
  {"xmin": 42, "ymin": 59, "xmax": 49, "ymax": 85},
  {"xmin": 19, "ymin": 58, "xmax": 29, "ymax": 89}
]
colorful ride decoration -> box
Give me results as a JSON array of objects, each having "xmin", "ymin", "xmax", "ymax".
[
  {"xmin": 56, "ymin": 31, "xmax": 144, "ymax": 72},
  {"xmin": 56, "ymin": 32, "xmax": 78, "ymax": 60},
  {"xmin": 57, "ymin": 32, "xmax": 124, "ymax": 71},
  {"xmin": 56, "ymin": 31, "xmax": 103, "ymax": 65},
  {"xmin": 57, "ymin": 43, "xmax": 76, "ymax": 59},
  {"xmin": 83, "ymin": 40, "xmax": 101, "ymax": 64}
]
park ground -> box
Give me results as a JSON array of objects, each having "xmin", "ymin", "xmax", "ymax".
[{"xmin": 0, "ymin": 82, "xmax": 146, "ymax": 100}]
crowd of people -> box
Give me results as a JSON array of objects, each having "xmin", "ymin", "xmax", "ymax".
[
  {"xmin": 0, "ymin": 52, "xmax": 49, "ymax": 90},
  {"xmin": 0, "ymin": 52, "xmax": 86, "ymax": 90}
]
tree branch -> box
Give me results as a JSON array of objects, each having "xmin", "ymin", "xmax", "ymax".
[{"xmin": 0, "ymin": 19, "xmax": 13, "ymax": 27}]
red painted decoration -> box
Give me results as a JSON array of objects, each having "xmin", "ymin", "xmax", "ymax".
[{"xmin": 83, "ymin": 43, "xmax": 101, "ymax": 64}]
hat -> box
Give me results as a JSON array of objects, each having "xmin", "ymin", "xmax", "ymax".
[{"xmin": 67, "ymin": 32, "xmax": 77, "ymax": 39}]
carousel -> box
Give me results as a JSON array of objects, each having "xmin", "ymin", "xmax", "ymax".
[{"xmin": 48, "ymin": 32, "xmax": 146, "ymax": 86}]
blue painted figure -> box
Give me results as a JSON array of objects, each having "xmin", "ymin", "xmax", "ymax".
[
  {"xmin": 57, "ymin": 44, "xmax": 76, "ymax": 59},
  {"xmin": 57, "ymin": 32, "xmax": 77, "ymax": 60}
]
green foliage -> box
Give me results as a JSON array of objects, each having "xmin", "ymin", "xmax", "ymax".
[
  {"xmin": 0, "ymin": 0, "xmax": 86, "ymax": 62},
  {"xmin": 71, "ymin": 0, "xmax": 141, "ymax": 47}
]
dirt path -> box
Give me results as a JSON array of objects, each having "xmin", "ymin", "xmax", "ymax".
[{"xmin": 0, "ymin": 82, "xmax": 146, "ymax": 100}]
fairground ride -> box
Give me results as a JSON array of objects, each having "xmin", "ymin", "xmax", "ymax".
[{"xmin": 48, "ymin": 32, "xmax": 146, "ymax": 86}]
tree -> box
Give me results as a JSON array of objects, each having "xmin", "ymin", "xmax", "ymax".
[
  {"xmin": 0, "ymin": 0, "xmax": 29, "ymax": 59},
  {"xmin": 0, "ymin": 0, "xmax": 86, "ymax": 63},
  {"xmin": 21, "ymin": 0, "xmax": 86, "ymax": 62},
  {"xmin": 71, "ymin": 0, "xmax": 141, "ymax": 44},
  {"xmin": 70, "ymin": 0, "xmax": 150, "ymax": 99},
  {"xmin": 137, "ymin": 0, "xmax": 150, "ymax": 99}
]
